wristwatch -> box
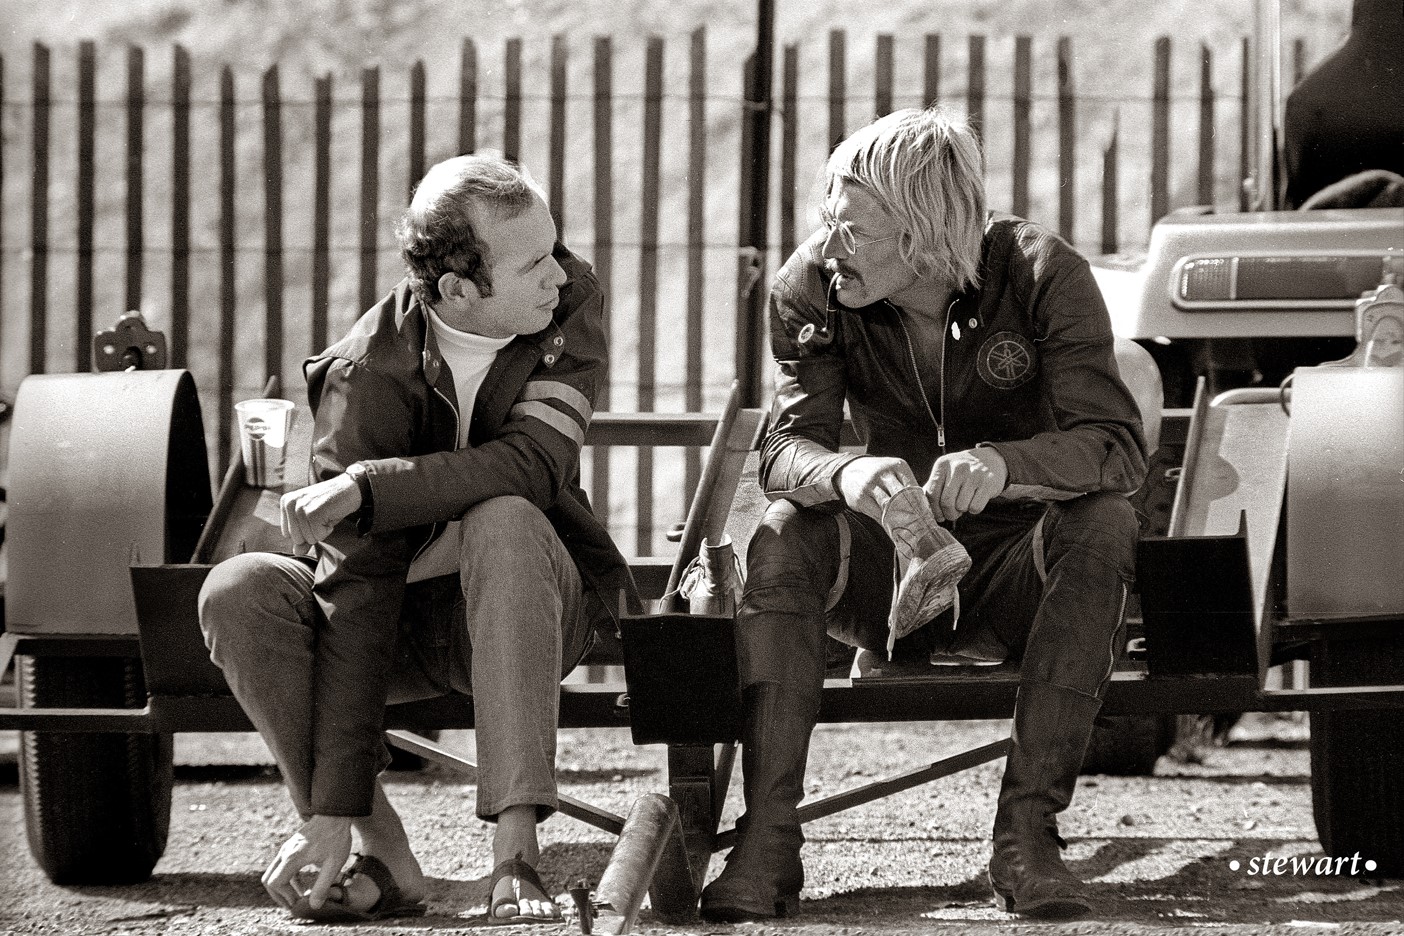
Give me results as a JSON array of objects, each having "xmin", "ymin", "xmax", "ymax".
[{"xmin": 344, "ymin": 462, "xmax": 374, "ymax": 532}]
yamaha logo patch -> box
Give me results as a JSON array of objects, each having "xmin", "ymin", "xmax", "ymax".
[{"xmin": 976, "ymin": 331, "xmax": 1037, "ymax": 389}]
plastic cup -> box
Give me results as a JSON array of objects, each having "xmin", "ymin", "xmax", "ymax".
[{"xmin": 234, "ymin": 398, "xmax": 295, "ymax": 488}]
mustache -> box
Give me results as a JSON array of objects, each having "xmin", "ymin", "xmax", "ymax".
[{"xmin": 825, "ymin": 260, "xmax": 858, "ymax": 280}]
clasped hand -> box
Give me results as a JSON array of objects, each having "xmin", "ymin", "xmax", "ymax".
[
  {"xmin": 838, "ymin": 447, "xmax": 1007, "ymax": 524},
  {"xmin": 261, "ymin": 815, "xmax": 353, "ymax": 910},
  {"xmin": 280, "ymin": 473, "xmax": 361, "ymax": 547}
]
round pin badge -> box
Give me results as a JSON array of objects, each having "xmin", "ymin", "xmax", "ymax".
[{"xmin": 976, "ymin": 330, "xmax": 1038, "ymax": 389}]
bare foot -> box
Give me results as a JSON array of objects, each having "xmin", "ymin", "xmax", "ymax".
[{"xmin": 490, "ymin": 804, "xmax": 559, "ymax": 921}]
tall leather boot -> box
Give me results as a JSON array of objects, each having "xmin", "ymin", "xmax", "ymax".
[
  {"xmin": 699, "ymin": 681, "xmax": 819, "ymax": 921},
  {"xmin": 988, "ymin": 680, "xmax": 1103, "ymax": 919}
]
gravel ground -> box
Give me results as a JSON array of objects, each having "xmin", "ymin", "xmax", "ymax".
[{"xmin": 1, "ymin": 714, "xmax": 1401, "ymax": 936}]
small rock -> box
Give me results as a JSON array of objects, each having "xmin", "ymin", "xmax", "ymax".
[{"xmin": 1120, "ymin": 814, "xmax": 1136, "ymax": 826}]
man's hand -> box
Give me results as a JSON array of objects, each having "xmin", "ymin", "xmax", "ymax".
[
  {"xmin": 280, "ymin": 474, "xmax": 362, "ymax": 547},
  {"xmin": 262, "ymin": 814, "xmax": 354, "ymax": 910},
  {"xmin": 836, "ymin": 455, "xmax": 922, "ymax": 523},
  {"xmin": 924, "ymin": 447, "xmax": 1008, "ymax": 523}
]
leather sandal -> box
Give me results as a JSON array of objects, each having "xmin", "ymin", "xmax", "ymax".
[
  {"xmin": 290, "ymin": 853, "xmax": 427, "ymax": 923},
  {"xmin": 488, "ymin": 855, "xmax": 560, "ymax": 924}
]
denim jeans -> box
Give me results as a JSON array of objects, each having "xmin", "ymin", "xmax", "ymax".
[
  {"xmin": 737, "ymin": 493, "xmax": 1136, "ymax": 701},
  {"xmin": 198, "ymin": 495, "xmax": 591, "ymax": 821}
]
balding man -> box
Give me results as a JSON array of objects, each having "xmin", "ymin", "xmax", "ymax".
[{"xmin": 199, "ymin": 154, "xmax": 635, "ymax": 923}]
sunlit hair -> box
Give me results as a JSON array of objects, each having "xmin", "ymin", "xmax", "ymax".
[
  {"xmin": 395, "ymin": 153, "xmax": 542, "ymax": 304},
  {"xmin": 825, "ymin": 106, "xmax": 986, "ymax": 291}
]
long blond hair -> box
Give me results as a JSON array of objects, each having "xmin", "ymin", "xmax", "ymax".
[{"xmin": 826, "ymin": 106, "xmax": 986, "ymax": 291}]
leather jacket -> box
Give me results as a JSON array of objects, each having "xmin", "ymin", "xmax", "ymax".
[
  {"xmin": 299, "ymin": 243, "xmax": 636, "ymax": 816},
  {"xmin": 761, "ymin": 214, "xmax": 1148, "ymax": 507}
]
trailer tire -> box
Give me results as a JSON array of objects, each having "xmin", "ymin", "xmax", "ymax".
[
  {"xmin": 1080, "ymin": 712, "xmax": 1178, "ymax": 776},
  {"xmin": 1310, "ymin": 636, "xmax": 1404, "ymax": 878},
  {"xmin": 18, "ymin": 654, "xmax": 173, "ymax": 884}
]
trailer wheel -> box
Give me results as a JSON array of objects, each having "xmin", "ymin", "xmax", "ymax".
[
  {"xmin": 18, "ymin": 654, "xmax": 173, "ymax": 884},
  {"xmin": 1080, "ymin": 713, "xmax": 1178, "ymax": 776},
  {"xmin": 1310, "ymin": 637, "xmax": 1404, "ymax": 878}
]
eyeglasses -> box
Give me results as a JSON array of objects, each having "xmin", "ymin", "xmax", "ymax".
[{"xmin": 819, "ymin": 204, "xmax": 898, "ymax": 256}]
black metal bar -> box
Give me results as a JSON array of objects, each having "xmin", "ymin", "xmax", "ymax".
[
  {"xmin": 30, "ymin": 42, "xmax": 50, "ymax": 375},
  {"xmin": 385, "ymin": 730, "xmax": 625, "ymax": 834},
  {"xmin": 170, "ymin": 45, "xmax": 190, "ymax": 368},
  {"xmin": 735, "ymin": 0, "xmax": 775, "ymax": 408},
  {"xmin": 713, "ymin": 737, "xmax": 1010, "ymax": 851},
  {"xmin": 76, "ymin": 40, "xmax": 95, "ymax": 371},
  {"xmin": 125, "ymin": 45, "xmax": 144, "ymax": 313}
]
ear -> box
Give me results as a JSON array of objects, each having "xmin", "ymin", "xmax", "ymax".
[{"xmin": 438, "ymin": 271, "xmax": 481, "ymax": 304}]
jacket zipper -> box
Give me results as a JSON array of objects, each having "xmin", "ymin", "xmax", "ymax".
[
  {"xmin": 412, "ymin": 379, "xmax": 461, "ymax": 564},
  {"xmin": 892, "ymin": 301, "xmax": 950, "ymax": 452}
]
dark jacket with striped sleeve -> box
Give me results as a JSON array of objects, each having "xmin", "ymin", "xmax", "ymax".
[{"xmin": 299, "ymin": 242, "xmax": 636, "ymax": 817}]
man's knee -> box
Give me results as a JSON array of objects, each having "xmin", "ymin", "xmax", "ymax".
[
  {"xmin": 459, "ymin": 495, "xmax": 554, "ymax": 561},
  {"xmin": 1045, "ymin": 493, "xmax": 1138, "ymax": 578},
  {"xmin": 746, "ymin": 499, "xmax": 841, "ymax": 589},
  {"xmin": 197, "ymin": 553, "xmax": 310, "ymax": 655}
]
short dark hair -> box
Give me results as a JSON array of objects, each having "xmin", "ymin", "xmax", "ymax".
[{"xmin": 395, "ymin": 153, "xmax": 539, "ymax": 304}]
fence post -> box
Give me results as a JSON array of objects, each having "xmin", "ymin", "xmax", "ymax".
[
  {"xmin": 171, "ymin": 45, "xmax": 190, "ymax": 368},
  {"xmin": 828, "ymin": 29, "xmax": 845, "ymax": 152},
  {"xmin": 30, "ymin": 42, "xmax": 49, "ymax": 376},
  {"xmin": 1151, "ymin": 36, "xmax": 1171, "ymax": 227},
  {"xmin": 263, "ymin": 64, "xmax": 284, "ymax": 384},
  {"xmin": 735, "ymin": 0, "xmax": 775, "ymax": 409},
  {"xmin": 359, "ymin": 66, "xmax": 380, "ymax": 313},
  {"xmin": 637, "ymin": 36, "xmax": 664, "ymax": 555},
  {"xmin": 1101, "ymin": 112, "xmax": 1119, "ymax": 255},
  {"xmin": 219, "ymin": 65, "xmax": 237, "ymax": 468},
  {"xmin": 1198, "ymin": 42, "xmax": 1215, "ymax": 207},
  {"xmin": 967, "ymin": 35, "xmax": 986, "ymax": 142},
  {"xmin": 504, "ymin": 38, "xmax": 522, "ymax": 163},
  {"xmin": 409, "ymin": 60, "xmax": 426, "ymax": 201},
  {"xmin": 0, "ymin": 53, "xmax": 5, "ymax": 360},
  {"xmin": 459, "ymin": 39, "xmax": 477, "ymax": 155},
  {"xmin": 875, "ymin": 34, "xmax": 894, "ymax": 118},
  {"xmin": 924, "ymin": 34, "xmax": 941, "ymax": 106},
  {"xmin": 685, "ymin": 27, "xmax": 709, "ymax": 503},
  {"xmin": 779, "ymin": 43, "xmax": 798, "ymax": 264},
  {"xmin": 549, "ymin": 35, "xmax": 568, "ymax": 232},
  {"xmin": 1238, "ymin": 36, "xmax": 1251, "ymax": 211},
  {"xmin": 1012, "ymin": 35, "xmax": 1032, "ymax": 219},
  {"xmin": 590, "ymin": 36, "xmax": 613, "ymax": 524},
  {"xmin": 1057, "ymin": 36, "xmax": 1075, "ymax": 241},
  {"xmin": 76, "ymin": 40, "xmax": 95, "ymax": 371},
  {"xmin": 126, "ymin": 45, "xmax": 144, "ymax": 315},
  {"xmin": 312, "ymin": 73, "xmax": 332, "ymax": 356}
]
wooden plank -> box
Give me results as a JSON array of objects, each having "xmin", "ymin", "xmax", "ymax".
[
  {"xmin": 409, "ymin": 60, "xmax": 425, "ymax": 199},
  {"xmin": 828, "ymin": 29, "xmax": 845, "ymax": 151},
  {"xmin": 549, "ymin": 35, "xmax": 567, "ymax": 231},
  {"xmin": 170, "ymin": 45, "xmax": 190, "ymax": 368},
  {"xmin": 76, "ymin": 40, "xmax": 95, "ymax": 371},
  {"xmin": 923, "ymin": 34, "xmax": 940, "ymax": 106},
  {"xmin": 591, "ymin": 35, "xmax": 613, "ymax": 523},
  {"xmin": 219, "ymin": 65, "xmax": 237, "ymax": 468},
  {"xmin": 125, "ymin": 45, "xmax": 144, "ymax": 314},
  {"xmin": 262, "ymin": 65, "xmax": 284, "ymax": 384},
  {"xmin": 359, "ymin": 66, "xmax": 380, "ymax": 313},
  {"xmin": 779, "ymin": 43, "xmax": 798, "ymax": 265},
  {"xmin": 686, "ymin": 27, "xmax": 709, "ymax": 504},
  {"xmin": 30, "ymin": 43, "xmax": 50, "ymax": 375},
  {"xmin": 1057, "ymin": 36, "xmax": 1075, "ymax": 240},
  {"xmin": 1012, "ymin": 35, "xmax": 1032, "ymax": 218},
  {"xmin": 967, "ymin": 35, "xmax": 985, "ymax": 142},
  {"xmin": 459, "ymin": 38, "xmax": 477, "ymax": 155},
  {"xmin": 875, "ymin": 34, "xmax": 894, "ymax": 117},
  {"xmin": 636, "ymin": 35, "xmax": 663, "ymax": 554},
  {"xmin": 1101, "ymin": 112, "xmax": 1119, "ymax": 255},
  {"xmin": 1239, "ymin": 37, "xmax": 1250, "ymax": 212},
  {"xmin": 312, "ymin": 74, "xmax": 332, "ymax": 355},
  {"xmin": 504, "ymin": 38, "xmax": 522, "ymax": 163},
  {"xmin": 1151, "ymin": 36, "xmax": 1170, "ymax": 226},
  {"xmin": 1198, "ymin": 42, "xmax": 1215, "ymax": 207}
]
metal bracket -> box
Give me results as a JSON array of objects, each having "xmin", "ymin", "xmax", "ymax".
[{"xmin": 92, "ymin": 313, "xmax": 168, "ymax": 372}]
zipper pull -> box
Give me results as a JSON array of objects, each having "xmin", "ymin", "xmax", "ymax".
[{"xmin": 937, "ymin": 424, "xmax": 946, "ymax": 448}]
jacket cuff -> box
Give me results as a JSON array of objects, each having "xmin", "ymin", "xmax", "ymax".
[{"xmin": 345, "ymin": 462, "xmax": 374, "ymax": 535}]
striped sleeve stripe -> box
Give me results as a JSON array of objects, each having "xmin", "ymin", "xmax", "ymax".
[
  {"xmin": 510, "ymin": 399, "xmax": 586, "ymax": 448},
  {"xmin": 520, "ymin": 380, "xmax": 593, "ymax": 425}
]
